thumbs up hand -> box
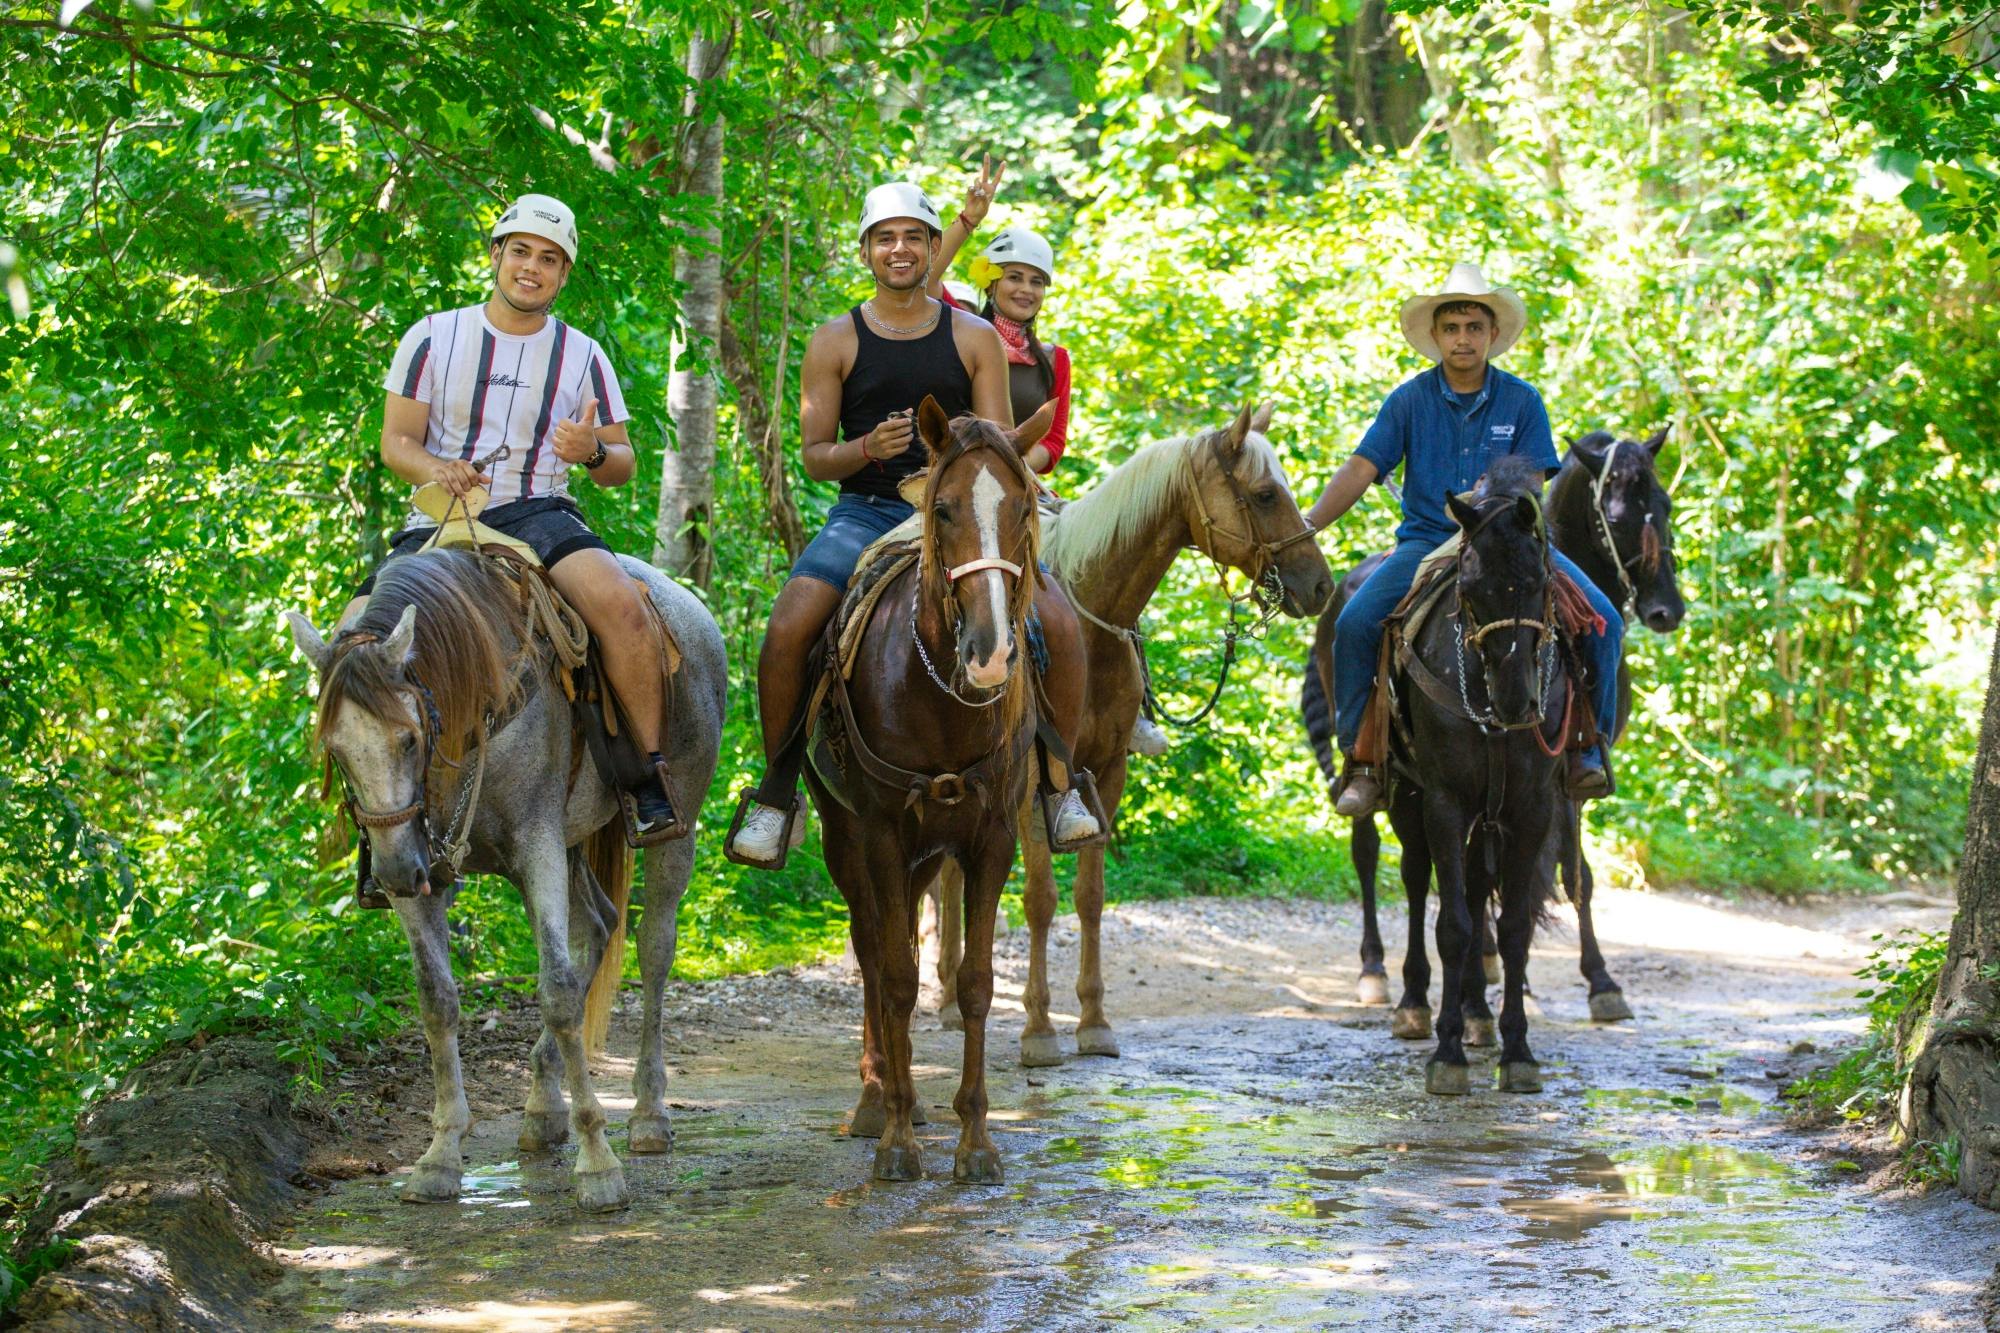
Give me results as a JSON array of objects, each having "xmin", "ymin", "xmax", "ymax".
[{"xmin": 553, "ymin": 394, "xmax": 600, "ymax": 464}]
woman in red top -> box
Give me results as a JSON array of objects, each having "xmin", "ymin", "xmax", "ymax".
[
  {"xmin": 927, "ymin": 162, "xmax": 1170, "ymax": 756},
  {"xmin": 926, "ymin": 159, "xmax": 1070, "ymax": 477}
]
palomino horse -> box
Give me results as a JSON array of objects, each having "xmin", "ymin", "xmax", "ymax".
[
  {"xmin": 809, "ymin": 397, "xmax": 1084, "ymax": 1184},
  {"xmin": 927, "ymin": 403, "xmax": 1332, "ymax": 1065},
  {"xmin": 1303, "ymin": 426, "xmax": 1683, "ymax": 1029},
  {"xmin": 287, "ymin": 550, "xmax": 724, "ymax": 1210}
]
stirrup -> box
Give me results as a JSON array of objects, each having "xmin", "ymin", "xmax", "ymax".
[
  {"xmin": 619, "ymin": 755, "xmax": 690, "ymax": 849},
  {"xmin": 1041, "ymin": 769, "xmax": 1109, "ymax": 854},
  {"xmin": 1334, "ymin": 762, "xmax": 1387, "ymax": 818},
  {"xmin": 723, "ymin": 788, "xmax": 805, "ymax": 870}
]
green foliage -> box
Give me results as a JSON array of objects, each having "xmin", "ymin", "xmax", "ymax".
[
  {"xmin": 0, "ymin": 1238, "xmax": 77, "ymax": 1314},
  {"xmin": 1789, "ymin": 928, "xmax": 1949, "ymax": 1121}
]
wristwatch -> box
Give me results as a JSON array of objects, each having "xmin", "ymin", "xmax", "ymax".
[{"xmin": 583, "ymin": 441, "xmax": 608, "ymax": 470}]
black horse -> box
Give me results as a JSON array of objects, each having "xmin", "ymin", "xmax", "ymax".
[
  {"xmin": 1303, "ymin": 427, "xmax": 1685, "ymax": 1033},
  {"xmin": 1321, "ymin": 455, "xmax": 1572, "ymax": 1093}
]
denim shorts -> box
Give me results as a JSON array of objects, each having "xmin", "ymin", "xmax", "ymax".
[
  {"xmin": 359, "ymin": 495, "xmax": 610, "ymax": 593},
  {"xmin": 791, "ymin": 493, "xmax": 916, "ymax": 591}
]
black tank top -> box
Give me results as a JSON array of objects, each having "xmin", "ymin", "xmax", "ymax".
[{"xmin": 838, "ymin": 303, "xmax": 974, "ymax": 500}]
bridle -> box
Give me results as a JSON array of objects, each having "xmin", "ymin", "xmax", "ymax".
[
  {"xmin": 915, "ymin": 429, "xmax": 1037, "ymax": 707},
  {"xmin": 1451, "ymin": 494, "xmax": 1561, "ymax": 738},
  {"xmin": 1587, "ymin": 436, "xmax": 1664, "ymax": 609},
  {"xmin": 321, "ymin": 629, "xmax": 492, "ymax": 885},
  {"xmin": 1065, "ymin": 427, "xmax": 1320, "ymax": 729},
  {"xmin": 1184, "ymin": 428, "xmax": 1319, "ymax": 615}
]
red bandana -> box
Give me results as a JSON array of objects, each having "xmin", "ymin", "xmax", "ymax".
[{"xmin": 992, "ymin": 313, "xmax": 1038, "ymax": 367}]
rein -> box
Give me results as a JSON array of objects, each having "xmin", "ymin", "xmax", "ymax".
[{"xmin": 1066, "ymin": 429, "xmax": 1312, "ymax": 730}]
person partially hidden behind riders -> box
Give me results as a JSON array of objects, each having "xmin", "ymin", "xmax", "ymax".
[
  {"xmin": 345, "ymin": 192, "xmax": 681, "ymax": 838},
  {"xmin": 923, "ymin": 159, "xmax": 1168, "ymax": 759},
  {"xmin": 726, "ymin": 180, "xmax": 1102, "ymax": 868},
  {"xmin": 1304, "ymin": 261, "xmax": 1624, "ymax": 817}
]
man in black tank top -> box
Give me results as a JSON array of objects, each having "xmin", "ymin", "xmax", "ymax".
[{"xmin": 728, "ymin": 182, "xmax": 1101, "ymax": 866}]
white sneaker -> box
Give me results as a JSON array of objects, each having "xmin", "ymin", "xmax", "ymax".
[
  {"xmin": 730, "ymin": 802, "xmax": 802, "ymax": 865},
  {"xmin": 1051, "ymin": 789, "xmax": 1101, "ymax": 847},
  {"xmin": 1129, "ymin": 715, "xmax": 1169, "ymax": 757}
]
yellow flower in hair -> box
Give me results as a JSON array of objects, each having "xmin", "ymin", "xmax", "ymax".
[{"xmin": 967, "ymin": 255, "xmax": 1004, "ymax": 288}]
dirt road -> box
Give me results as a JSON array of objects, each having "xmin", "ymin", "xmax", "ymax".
[{"xmin": 267, "ymin": 888, "xmax": 1996, "ymax": 1330}]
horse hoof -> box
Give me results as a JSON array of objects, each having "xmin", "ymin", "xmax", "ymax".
[
  {"xmin": 1020, "ymin": 1032, "xmax": 1064, "ymax": 1068},
  {"xmin": 873, "ymin": 1144, "xmax": 924, "ymax": 1182},
  {"xmin": 1465, "ymin": 1018, "xmax": 1496, "ymax": 1048},
  {"xmin": 1498, "ymin": 1062, "xmax": 1543, "ymax": 1094},
  {"xmin": 1357, "ymin": 972, "xmax": 1391, "ymax": 1006},
  {"xmin": 1482, "ymin": 953, "xmax": 1502, "ymax": 986},
  {"xmin": 939, "ymin": 1002, "xmax": 964, "ymax": 1032},
  {"xmin": 627, "ymin": 1114, "xmax": 673, "ymax": 1155},
  {"xmin": 518, "ymin": 1112, "xmax": 570, "ymax": 1153},
  {"xmin": 912, "ymin": 1100, "xmax": 929, "ymax": 1127},
  {"xmin": 847, "ymin": 1103, "xmax": 886, "ymax": 1139},
  {"xmin": 1391, "ymin": 1007, "xmax": 1433, "ymax": 1041},
  {"xmin": 1425, "ymin": 1062, "xmax": 1471, "ymax": 1097},
  {"xmin": 574, "ymin": 1166, "xmax": 629, "ymax": 1213},
  {"xmin": 954, "ymin": 1147, "xmax": 1004, "ymax": 1186},
  {"xmin": 1590, "ymin": 990, "xmax": 1635, "ymax": 1023},
  {"xmin": 1075, "ymin": 1025, "xmax": 1120, "ymax": 1058},
  {"xmin": 400, "ymin": 1163, "xmax": 462, "ymax": 1204}
]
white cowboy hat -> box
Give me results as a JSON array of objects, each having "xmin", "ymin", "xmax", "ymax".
[{"xmin": 1398, "ymin": 261, "xmax": 1527, "ymax": 362}]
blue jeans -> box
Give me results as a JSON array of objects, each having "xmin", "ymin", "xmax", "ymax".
[
  {"xmin": 791, "ymin": 492, "xmax": 915, "ymax": 591},
  {"xmin": 1334, "ymin": 539, "xmax": 1623, "ymax": 753}
]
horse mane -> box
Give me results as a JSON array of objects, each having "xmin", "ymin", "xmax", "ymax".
[
  {"xmin": 1477, "ymin": 453, "xmax": 1546, "ymax": 502},
  {"xmin": 1044, "ymin": 435, "xmax": 1189, "ymax": 583},
  {"xmin": 918, "ymin": 417, "xmax": 1040, "ymax": 735},
  {"xmin": 316, "ymin": 549, "xmax": 521, "ymax": 764},
  {"xmin": 1464, "ymin": 454, "xmax": 1549, "ymax": 584}
]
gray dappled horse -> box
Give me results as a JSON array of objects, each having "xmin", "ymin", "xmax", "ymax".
[{"xmin": 287, "ymin": 549, "xmax": 723, "ymax": 1211}]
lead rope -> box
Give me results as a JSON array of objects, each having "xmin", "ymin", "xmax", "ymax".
[{"xmin": 1590, "ymin": 438, "xmax": 1638, "ymax": 607}]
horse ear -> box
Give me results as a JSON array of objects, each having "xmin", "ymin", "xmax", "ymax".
[
  {"xmin": 916, "ymin": 395, "xmax": 952, "ymax": 460},
  {"xmin": 1644, "ymin": 425, "xmax": 1670, "ymax": 456},
  {"xmin": 1446, "ymin": 493, "xmax": 1480, "ymax": 532},
  {"xmin": 383, "ymin": 604, "xmax": 417, "ymax": 669},
  {"xmin": 1249, "ymin": 400, "xmax": 1274, "ymax": 435},
  {"xmin": 1219, "ymin": 402, "xmax": 1254, "ymax": 459},
  {"xmin": 1570, "ymin": 432, "xmax": 1609, "ymax": 475},
  {"xmin": 1011, "ymin": 399, "xmax": 1056, "ymax": 453},
  {"xmin": 1515, "ymin": 493, "xmax": 1542, "ymax": 534},
  {"xmin": 285, "ymin": 610, "xmax": 330, "ymax": 672}
]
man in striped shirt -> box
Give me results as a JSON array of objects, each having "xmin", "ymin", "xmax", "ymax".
[{"xmin": 354, "ymin": 193, "xmax": 678, "ymax": 837}]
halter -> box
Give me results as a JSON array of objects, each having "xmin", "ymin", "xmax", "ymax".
[
  {"xmin": 1588, "ymin": 436, "xmax": 1660, "ymax": 609},
  {"xmin": 1184, "ymin": 429, "xmax": 1319, "ymax": 615},
  {"xmin": 916, "ymin": 426, "xmax": 1037, "ymax": 705},
  {"xmin": 322, "ymin": 629, "xmax": 493, "ymax": 885},
  {"xmin": 1452, "ymin": 493, "xmax": 1560, "ymax": 735}
]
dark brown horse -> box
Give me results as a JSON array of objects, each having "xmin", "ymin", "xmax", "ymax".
[{"xmin": 808, "ymin": 396, "xmax": 1083, "ymax": 1184}]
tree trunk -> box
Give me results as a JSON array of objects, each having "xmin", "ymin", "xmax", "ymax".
[
  {"xmin": 655, "ymin": 32, "xmax": 730, "ymax": 588},
  {"xmin": 718, "ymin": 296, "xmax": 806, "ymax": 563},
  {"xmin": 1899, "ymin": 625, "xmax": 2000, "ymax": 1208}
]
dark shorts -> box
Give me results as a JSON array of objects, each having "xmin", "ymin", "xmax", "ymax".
[
  {"xmin": 358, "ymin": 495, "xmax": 610, "ymax": 594},
  {"xmin": 790, "ymin": 493, "xmax": 916, "ymax": 591}
]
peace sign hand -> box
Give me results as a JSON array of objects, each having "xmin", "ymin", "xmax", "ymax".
[
  {"xmin": 553, "ymin": 395, "xmax": 600, "ymax": 464},
  {"xmin": 959, "ymin": 153, "xmax": 1007, "ymax": 227}
]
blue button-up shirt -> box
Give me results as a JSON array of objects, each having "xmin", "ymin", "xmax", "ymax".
[{"xmin": 1354, "ymin": 365, "xmax": 1559, "ymax": 545}]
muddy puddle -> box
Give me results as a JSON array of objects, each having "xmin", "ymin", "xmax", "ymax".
[{"xmin": 268, "ymin": 890, "xmax": 1996, "ymax": 1330}]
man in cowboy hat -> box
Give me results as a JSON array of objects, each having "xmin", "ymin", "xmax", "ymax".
[{"xmin": 1305, "ymin": 261, "xmax": 1624, "ymax": 815}]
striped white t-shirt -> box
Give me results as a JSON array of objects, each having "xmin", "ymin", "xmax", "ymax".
[{"xmin": 384, "ymin": 305, "xmax": 628, "ymax": 507}]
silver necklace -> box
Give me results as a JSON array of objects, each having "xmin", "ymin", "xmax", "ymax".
[{"xmin": 863, "ymin": 297, "xmax": 940, "ymax": 336}]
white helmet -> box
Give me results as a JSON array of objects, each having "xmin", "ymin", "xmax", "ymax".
[
  {"xmin": 490, "ymin": 193, "xmax": 578, "ymax": 262},
  {"xmin": 980, "ymin": 226, "xmax": 1056, "ymax": 284},
  {"xmin": 857, "ymin": 182, "xmax": 942, "ymax": 244}
]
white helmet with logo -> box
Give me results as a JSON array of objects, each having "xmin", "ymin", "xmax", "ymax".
[
  {"xmin": 980, "ymin": 226, "xmax": 1056, "ymax": 284},
  {"xmin": 857, "ymin": 182, "xmax": 943, "ymax": 244},
  {"xmin": 490, "ymin": 193, "xmax": 579, "ymax": 263}
]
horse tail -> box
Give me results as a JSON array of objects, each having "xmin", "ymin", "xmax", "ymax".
[
  {"xmin": 582, "ymin": 823, "xmax": 633, "ymax": 1057},
  {"xmin": 1300, "ymin": 644, "xmax": 1339, "ymax": 794}
]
